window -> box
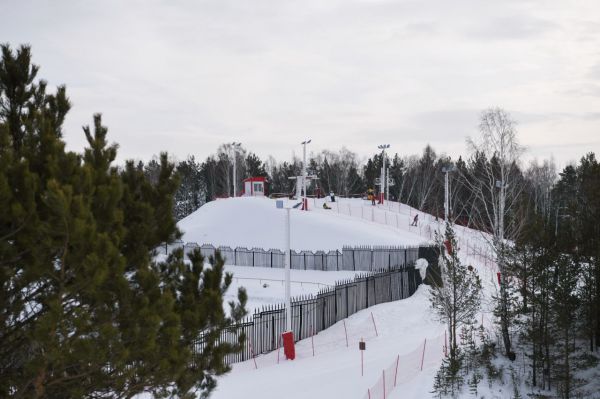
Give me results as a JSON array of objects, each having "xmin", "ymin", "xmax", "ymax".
[{"xmin": 253, "ymin": 183, "xmax": 263, "ymax": 192}]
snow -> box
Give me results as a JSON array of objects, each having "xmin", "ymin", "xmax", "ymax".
[
  {"xmin": 177, "ymin": 197, "xmax": 427, "ymax": 250},
  {"xmin": 212, "ymin": 287, "xmax": 446, "ymax": 399},
  {"xmin": 223, "ymin": 265, "xmax": 362, "ymax": 314},
  {"xmin": 157, "ymin": 196, "xmax": 502, "ymax": 399}
]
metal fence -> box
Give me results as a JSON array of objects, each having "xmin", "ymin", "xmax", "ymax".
[
  {"xmin": 191, "ymin": 265, "xmax": 423, "ymax": 365},
  {"xmin": 158, "ymin": 242, "xmax": 428, "ymax": 272}
]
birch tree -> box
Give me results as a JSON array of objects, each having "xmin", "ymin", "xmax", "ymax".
[{"xmin": 466, "ymin": 107, "xmax": 525, "ymax": 358}]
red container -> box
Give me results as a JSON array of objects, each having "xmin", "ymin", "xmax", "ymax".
[{"xmin": 282, "ymin": 331, "xmax": 296, "ymax": 360}]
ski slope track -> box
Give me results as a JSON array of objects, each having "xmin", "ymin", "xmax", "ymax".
[
  {"xmin": 177, "ymin": 197, "xmax": 426, "ymax": 250},
  {"xmin": 172, "ymin": 197, "xmax": 499, "ymax": 399}
]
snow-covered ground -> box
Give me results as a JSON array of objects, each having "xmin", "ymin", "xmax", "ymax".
[
  {"xmin": 177, "ymin": 197, "xmax": 427, "ymax": 250},
  {"xmin": 172, "ymin": 196, "xmax": 501, "ymax": 399},
  {"xmin": 224, "ymin": 265, "xmax": 361, "ymax": 314}
]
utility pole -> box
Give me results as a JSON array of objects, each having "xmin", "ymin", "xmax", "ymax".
[
  {"xmin": 377, "ymin": 144, "xmax": 390, "ymax": 204},
  {"xmin": 231, "ymin": 142, "xmax": 242, "ymax": 197},
  {"xmin": 284, "ymin": 207, "xmax": 291, "ymax": 330},
  {"xmin": 276, "ymin": 200, "xmax": 292, "ymax": 332},
  {"xmin": 442, "ymin": 165, "xmax": 456, "ymax": 223}
]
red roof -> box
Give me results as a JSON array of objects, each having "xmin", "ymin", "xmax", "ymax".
[{"xmin": 243, "ymin": 176, "xmax": 267, "ymax": 182}]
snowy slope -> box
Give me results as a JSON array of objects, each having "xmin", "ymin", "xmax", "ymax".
[
  {"xmin": 168, "ymin": 197, "xmax": 500, "ymax": 399},
  {"xmin": 177, "ymin": 197, "xmax": 427, "ymax": 251},
  {"xmin": 212, "ymin": 287, "xmax": 446, "ymax": 399}
]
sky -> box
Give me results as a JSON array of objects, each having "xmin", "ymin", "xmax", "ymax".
[{"xmin": 2, "ymin": 0, "xmax": 599, "ymax": 169}]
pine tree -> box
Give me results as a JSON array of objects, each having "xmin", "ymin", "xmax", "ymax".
[
  {"xmin": 0, "ymin": 44, "xmax": 246, "ymax": 398},
  {"xmin": 430, "ymin": 222, "xmax": 482, "ymax": 391}
]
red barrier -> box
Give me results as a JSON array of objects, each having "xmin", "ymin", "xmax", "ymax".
[{"xmin": 282, "ymin": 331, "xmax": 296, "ymax": 360}]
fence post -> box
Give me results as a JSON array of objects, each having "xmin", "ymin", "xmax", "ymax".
[
  {"xmin": 311, "ymin": 325, "xmax": 315, "ymax": 356},
  {"xmin": 249, "ymin": 341, "xmax": 258, "ymax": 369},
  {"xmin": 420, "ymin": 338, "xmax": 427, "ymax": 371},
  {"xmin": 277, "ymin": 335, "xmax": 281, "ymax": 364},
  {"xmin": 343, "ymin": 319, "xmax": 349, "ymax": 347},
  {"xmin": 371, "ymin": 312, "xmax": 378, "ymax": 337},
  {"xmin": 383, "ymin": 370, "xmax": 386, "ymax": 399},
  {"xmin": 394, "ymin": 354, "xmax": 400, "ymax": 387}
]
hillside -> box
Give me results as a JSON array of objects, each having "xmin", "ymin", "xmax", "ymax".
[
  {"xmin": 170, "ymin": 197, "xmax": 500, "ymax": 399},
  {"xmin": 177, "ymin": 197, "xmax": 427, "ymax": 251}
]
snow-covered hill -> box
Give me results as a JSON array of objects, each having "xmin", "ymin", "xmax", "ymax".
[
  {"xmin": 177, "ymin": 197, "xmax": 427, "ymax": 250},
  {"xmin": 171, "ymin": 197, "xmax": 500, "ymax": 399}
]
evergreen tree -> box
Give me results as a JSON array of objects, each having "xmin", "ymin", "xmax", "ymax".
[
  {"xmin": 430, "ymin": 223, "xmax": 482, "ymax": 393},
  {"xmin": 0, "ymin": 44, "xmax": 246, "ymax": 398},
  {"xmin": 174, "ymin": 155, "xmax": 205, "ymax": 220}
]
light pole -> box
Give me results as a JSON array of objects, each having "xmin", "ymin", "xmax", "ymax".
[
  {"xmin": 276, "ymin": 200, "xmax": 293, "ymax": 339},
  {"xmin": 231, "ymin": 142, "xmax": 242, "ymax": 197},
  {"xmin": 301, "ymin": 139, "xmax": 311, "ymax": 209},
  {"xmin": 275, "ymin": 200, "xmax": 297, "ymax": 360},
  {"xmin": 377, "ymin": 144, "xmax": 390, "ymax": 204},
  {"xmin": 442, "ymin": 165, "xmax": 456, "ymax": 223}
]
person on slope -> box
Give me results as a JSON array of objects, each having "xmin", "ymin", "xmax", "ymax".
[
  {"xmin": 323, "ymin": 202, "xmax": 331, "ymax": 210},
  {"xmin": 367, "ymin": 188, "xmax": 376, "ymax": 206},
  {"xmin": 411, "ymin": 214, "xmax": 419, "ymax": 226}
]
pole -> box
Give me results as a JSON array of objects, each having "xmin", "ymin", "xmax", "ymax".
[
  {"xmin": 302, "ymin": 141, "xmax": 308, "ymax": 210},
  {"xmin": 285, "ymin": 208, "xmax": 292, "ymax": 331},
  {"xmin": 385, "ymin": 165, "xmax": 389, "ymax": 202},
  {"xmin": 420, "ymin": 338, "xmax": 427, "ymax": 371},
  {"xmin": 361, "ymin": 349, "xmax": 364, "ymax": 376},
  {"xmin": 444, "ymin": 170, "xmax": 449, "ymax": 222},
  {"xmin": 380, "ymin": 150, "xmax": 386, "ymax": 204},
  {"xmin": 233, "ymin": 149, "xmax": 237, "ymax": 197}
]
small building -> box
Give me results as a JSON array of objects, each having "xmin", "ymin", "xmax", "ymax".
[{"xmin": 242, "ymin": 176, "xmax": 267, "ymax": 197}]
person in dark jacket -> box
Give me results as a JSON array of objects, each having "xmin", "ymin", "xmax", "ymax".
[{"xmin": 411, "ymin": 214, "xmax": 419, "ymax": 226}]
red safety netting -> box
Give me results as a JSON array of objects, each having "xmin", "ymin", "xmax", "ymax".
[{"xmin": 362, "ymin": 332, "xmax": 446, "ymax": 399}]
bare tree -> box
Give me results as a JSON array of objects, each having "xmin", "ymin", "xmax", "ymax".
[
  {"xmin": 466, "ymin": 107, "xmax": 525, "ymax": 358},
  {"xmin": 525, "ymin": 158, "xmax": 557, "ymax": 218}
]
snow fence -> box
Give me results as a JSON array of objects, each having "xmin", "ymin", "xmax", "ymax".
[
  {"xmin": 191, "ymin": 265, "xmax": 423, "ymax": 366},
  {"xmin": 363, "ymin": 333, "xmax": 446, "ymax": 399},
  {"xmin": 156, "ymin": 242, "xmax": 438, "ymax": 273}
]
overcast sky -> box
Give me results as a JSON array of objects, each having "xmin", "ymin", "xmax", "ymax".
[{"xmin": 2, "ymin": 0, "xmax": 599, "ymax": 168}]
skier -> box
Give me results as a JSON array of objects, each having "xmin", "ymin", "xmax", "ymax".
[
  {"xmin": 411, "ymin": 214, "xmax": 419, "ymax": 226},
  {"xmin": 323, "ymin": 202, "xmax": 331, "ymax": 210},
  {"xmin": 367, "ymin": 188, "xmax": 376, "ymax": 206},
  {"xmin": 330, "ymin": 192, "xmax": 335, "ymax": 202}
]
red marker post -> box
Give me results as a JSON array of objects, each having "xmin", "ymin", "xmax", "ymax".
[{"xmin": 282, "ymin": 331, "xmax": 295, "ymax": 360}]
